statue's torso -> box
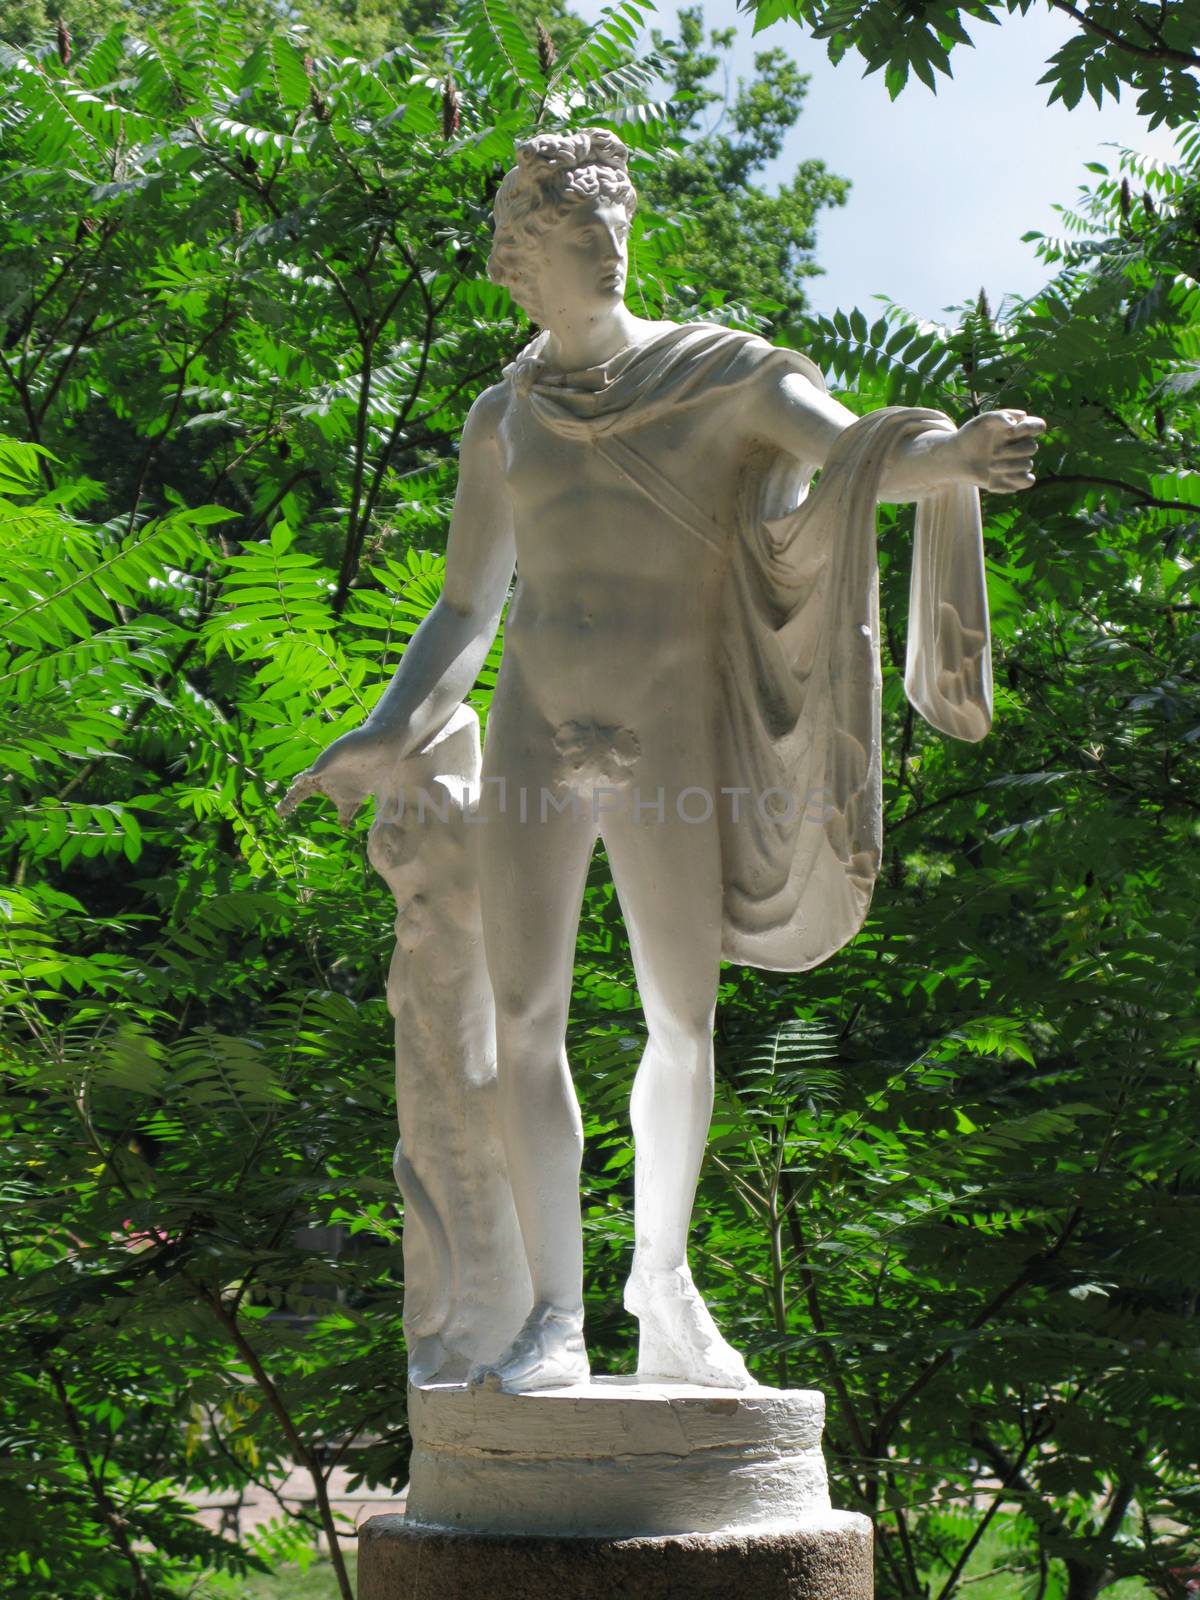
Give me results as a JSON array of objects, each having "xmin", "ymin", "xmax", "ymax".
[{"xmin": 491, "ymin": 369, "xmax": 765, "ymax": 745}]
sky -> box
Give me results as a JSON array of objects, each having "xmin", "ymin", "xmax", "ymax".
[{"xmin": 566, "ymin": 0, "xmax": 1179, "ymax": 321}]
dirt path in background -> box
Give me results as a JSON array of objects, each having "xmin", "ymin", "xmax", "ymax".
[{"xmin": 192, "ymin": 1462, "xmax": 407, "ymax": 1549}]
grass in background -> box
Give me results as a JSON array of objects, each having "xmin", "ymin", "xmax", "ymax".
[
  {"xmin": 185, "ymin": 1552, "xmax": 358, "ymax": 1599},
  {"xmin": 927, "ymin": 1520, "xmax": 1154, "ymax": 1600}
]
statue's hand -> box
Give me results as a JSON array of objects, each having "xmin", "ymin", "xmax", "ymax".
[
  {"xmin": 956, "ymin": 409, "xmax": 1046, "ymax": 493},
  {"xmin": 276, "ymin": 722, "xmax": 406, "ymax": 827}
]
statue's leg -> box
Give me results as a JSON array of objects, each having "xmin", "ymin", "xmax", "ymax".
[
  {"xmin": 604, "ymin": 790, "xmax": 721, "ymax": 1274},
  {"xmin": 471, "ymin": 755, "xmax": 596, "ymax": 1390},
  {"xmin": 604, "ymin": 790, "xmax": 753, "ymax": 1387}
]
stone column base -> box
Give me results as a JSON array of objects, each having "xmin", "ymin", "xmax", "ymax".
[
  {"xmin": 406, "ymin": 1378, "xmax": 832, "ymax": 1536},
  {"xmin": 358, "ymin": 1510, "xmax": 873, "ymax": 1600}
]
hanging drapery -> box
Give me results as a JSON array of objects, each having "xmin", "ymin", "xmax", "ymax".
[{"xmin": 508, "ymin": 322, "xmax": 992, "ymax": 974}]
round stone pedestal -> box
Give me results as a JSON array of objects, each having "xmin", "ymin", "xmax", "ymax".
[
  {"xmin": 405, "ymin": 1377, "xmax": 833, "ymax": 1537},
  {"xmin": 358, "ymin": 1511, "xmax": 874, "ymax": 1599},
  {"xmin": 359, "ymin": 1379, "xmax": 873, "ymax": 1598}
]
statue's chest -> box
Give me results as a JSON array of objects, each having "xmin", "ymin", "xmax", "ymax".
[{"xmin": 499, "ymin": 394, "xmax": 734, "ymax": 515}]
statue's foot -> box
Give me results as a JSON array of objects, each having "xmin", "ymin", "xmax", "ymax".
[
  {"xmin": 467, "ymin": 1302, "xmax": 590, "ymax": 1393},
  {"xmin": 625, "ymin": 1264, "xmax": 754, "ymax": 1389},
  {"xmin": 406, "ymin": 1332, "xmax": 453, "ymax": 1388},
  {"xmin": 407, "ymin": 1336, "xmax": 471, "ymax": 1388}
]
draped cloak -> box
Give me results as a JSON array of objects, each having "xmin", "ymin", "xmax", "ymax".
[{"xmin": 504, "ymin": 322, "xmax": 993, "ymax": 974}]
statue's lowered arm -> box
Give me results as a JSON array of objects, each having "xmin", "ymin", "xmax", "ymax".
[
  {"xmin": 278, "ymin": 383, "xmax": 530, "ymax": 1387},
  {"xmin": 277, "ymin": 388, "xmax": 516, "ymax": 824}
]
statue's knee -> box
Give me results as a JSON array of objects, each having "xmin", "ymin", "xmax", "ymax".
[
  {"xmin": 644, "ymin": 1005, "xmax": 717, "ymax": 1069},
  {"xmin": 493, "ymin": 986, "xmax": 566, "ymax": 1056}
]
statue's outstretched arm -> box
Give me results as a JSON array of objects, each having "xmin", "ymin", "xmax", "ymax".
[
  {"xmin": 750, "ymin": 369, "xmax": 1045, "ymax": 501},
  {"xmin": 277, "ymin": 384, "xmax": 516, "ymax": 825}
]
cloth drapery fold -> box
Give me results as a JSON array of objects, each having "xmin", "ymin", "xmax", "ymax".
[
  {"xmin": 720, "ymin": 404, "xmax": 990, "ymax": 972},
  {"xmin": 505, "ymin": 323, "xmax": 992, "ymax": 973}
]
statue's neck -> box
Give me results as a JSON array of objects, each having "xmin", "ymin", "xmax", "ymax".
[{"xmin": 538, "ymin": 305, "xmax": 649, "ymax": 374}]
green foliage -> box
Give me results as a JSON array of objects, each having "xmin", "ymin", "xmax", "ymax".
[
  {"xmin": 1, "ymin": 0, "xmax": 1196, "ymax": 1597},
  {"xmin": 740, "ymin": 0, "xmax": 1200, "ymax": 130},
  {"xmin": 635, "ymin": 7, "xmax": 850, "ymax": 329},
  {"xmin": 0, "ymin": 0, "xmax": 852, "ymax": 1595},
  {"xmin": 0, "ymin": 0, "xmax": 587, "ymax": 62},
  {"xmin": 691, "ymin": 138, "xmax": 1200, "ymax": 1598}
]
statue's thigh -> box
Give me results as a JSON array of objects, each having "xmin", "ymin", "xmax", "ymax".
[
  {"xmin": 602, "ymin": 801, "xmax": 722, "ymax": 1027},
  {"xmin": 475, "ymin": 774, "xmax": 596, "ymax": 1021}
]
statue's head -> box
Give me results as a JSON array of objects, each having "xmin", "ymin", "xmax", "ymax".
[{"xmin": 488, "ymin": 128, "xmax": 638, "ymax": 326}]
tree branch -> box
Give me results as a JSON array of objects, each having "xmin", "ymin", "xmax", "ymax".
[
  {"xmin": 888, "ymin": 1491, "xmax": 923, "ymax": 1598},
  {"xmin": 875, "ymin": 1206, "xmax": 1082, "ymax": 1442},
  {"xmin": 204, "ymin": 1405, "xmax": 325, "ymax": 1537},
  {"xmin": 1045, "ymin": 0, "xmax": 1200, "ymax": 70},
  {"xmin": 1032, "ymin": 473, "xmax": 1200, "ymax": 515},
  {"xmin": 202, "ymin": 1291, "xmax": 354, "ymax": 1600},
  {"xmin": 47, "ymin": 1365, "xmax": 155, "ymax": 1600},
  {"xmin": 933, "ymin": 1421, "xmax": 1048, "ymax": 1600},
  {"xmin": 0, "ymin": 346, "xmax": 53, "ymax": 485},
  {"xmin": 124, "ymin": 290, "xmax": 239, "ymax": 540},
  {"xmin": 780, "ymin": 1176, "xmax": 873, "ymax": 1481},
  {"xmin": 332, "ymin": 249, "xmax": 454, "ymax": 611}
]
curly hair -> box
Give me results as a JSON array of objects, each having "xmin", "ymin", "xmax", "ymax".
[{"xmin": 488, "ymin": 129, "xmax": 638, "ymax": 324}]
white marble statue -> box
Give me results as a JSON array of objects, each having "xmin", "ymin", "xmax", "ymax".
[{"xmin": 280, "ymin": 127, "xmax": 1044, "ymax": 1397}]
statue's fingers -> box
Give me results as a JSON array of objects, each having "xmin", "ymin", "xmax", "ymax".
[
  {"xmin": 335, "ymin": 794, "xmax": 364, "ymax": 827},
  {"xmin": 987, "ymin": 455, "xmax": 1036, "ymax": 483},
  {"xmin": 1003, "ymin": 415, "xmax": 1047, "ymax": 438},
  {"xmin": 276, "ymin": 770, "xmax": 322, "ymax": 819},
  {"xmin": 989, "ymin": 469, "xmax": 1036, "ymax": 492},
  {"xmin": 996, "ymin": 441, "xmax": 1039, "ymax": 465}
]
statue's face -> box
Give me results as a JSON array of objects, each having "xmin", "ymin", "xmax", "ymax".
[{"xmin": 535, "ymin": 194, "xmax": 630, "ymax": 324}]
